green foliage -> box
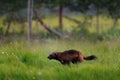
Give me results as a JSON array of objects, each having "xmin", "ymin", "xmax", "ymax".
[
  {"xmin": 0, "ymin": 0, "xmax": 27, "ymax": 12},
  {"xmin": 102, "ymin": 28, "xmax": 120, "ymax": 40},
  {"xmin": 69, "ymin": 0, "xmax": 90, "ymax": 12}
]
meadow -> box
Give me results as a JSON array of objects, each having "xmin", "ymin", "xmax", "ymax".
[
  {"xmin": 0, "ymin": 38, "xmax": 120, "ymax": 80},
  {"xmin": 0, "ymin": 15, "xmax": 120, "ymax": 80}
]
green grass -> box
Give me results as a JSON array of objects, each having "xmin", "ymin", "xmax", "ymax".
[{"xmin": 0, "ymin": 39, "xmax": 120, "ymax": 80}]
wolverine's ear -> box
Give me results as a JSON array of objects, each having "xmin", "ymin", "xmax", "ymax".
[
  {"xmin": 53, "ymin": 52, "xmax": 58, "ymax": 57},
  {"xmin": 54, "ymin": 53, "xmax": 57, "ymax": 56}
]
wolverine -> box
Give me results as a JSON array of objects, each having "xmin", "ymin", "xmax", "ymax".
[{"xmin": 48, "ymin": 50, "xmax": 97, "ymax": 65}]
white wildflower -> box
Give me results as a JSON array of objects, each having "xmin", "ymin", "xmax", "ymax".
[
  {"xmin": 1, "ymin": 52, "xmax": 5, "ymax": 54},
  {"xmin": 15, "ymin": 55, "xmax": 18, "ymax": 59},
  {"xmin": 37, "ymin": 71, "xmax": 42, "ymax": 76},
  {"xmin": 12, "ymin": 53, "xmax": 14, "ymax": 55}
]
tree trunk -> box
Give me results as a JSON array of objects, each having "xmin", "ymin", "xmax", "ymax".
[
  {"xmin": 96, "ymin": 7, "xmax": 99, "ymax": 34},
  {"xmin": 64, "ymin": 16, "xmax": 81, "ymax": 24},
  {"xmin": 113, "ymin": 17, "xmax": 118, "ymax": 27},
  {"xmin": 5, "ymin": 20, "xmax": 12, "ymax": 36},
  {"xmin": 21, "ymin": 23, "xmax": 25, "ymax": 34},
  {"xmin": 28, "ymin": 0, "xmax": 33, "ymax": 41},
  {"xmin": 33, "ymin": 8, "xmax": 68, "ymax": 38},
  {"xmin": 59, "ymin": 4, "xmax": 63, "ymax": 33}
]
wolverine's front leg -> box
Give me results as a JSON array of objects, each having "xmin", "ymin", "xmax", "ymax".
[{"xmin": 60, "ymin": 61, "xmax": 70, "ymax": 65}]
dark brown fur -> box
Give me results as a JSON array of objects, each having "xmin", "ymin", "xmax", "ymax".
[{"xmin": 48, "ymin": 50, "xmax": 97, "ymax": 65}]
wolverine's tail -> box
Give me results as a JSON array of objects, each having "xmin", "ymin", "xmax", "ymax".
[{"xmin": 84, "ymin": 55, "xmax": 97, "ymax": 60}]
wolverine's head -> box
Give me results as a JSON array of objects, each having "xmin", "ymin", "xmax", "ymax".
[{"xmin": 48, "ymin": 52, "xmax": 59, "ymax": 60}]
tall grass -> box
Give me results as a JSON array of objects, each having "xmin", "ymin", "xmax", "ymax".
[{"xmin": 0, "ymin": 39, "xmax": 120, "ymax": 80}]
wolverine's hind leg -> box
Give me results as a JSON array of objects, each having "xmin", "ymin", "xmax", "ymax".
[{"xmin": 78, "ymin": 55, "xmax": 84, "ymax": 62}]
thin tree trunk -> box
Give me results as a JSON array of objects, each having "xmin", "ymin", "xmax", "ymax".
[
  {"xmin": 113, "ymin": 17, "xmax": 118, "ymax": 27},
  {"xmin": 96, "ymin": 7, "xmax": 99, "ymax": 34},
  {"xmin": 28, "ymin": 0, "xmax": 33, "ymax": 41},
  {"xmin": 59, "ymin": 4, "xmax": 63, "ymax": 33},
  {"xmin": 82, "ymin": 15, "xmax": 88, "ymax": 27},
  {"xmin": 5, "ymin": 20, "xmax": 12, "ymax": 36},
  {"xmin": 21, "ymin": 23, "xmax": 25, "ymax": 34}
]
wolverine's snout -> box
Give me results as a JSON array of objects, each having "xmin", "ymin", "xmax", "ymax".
[{"xmin": 47, "ymin": 55, "xmax": 52, "ymax": 60}]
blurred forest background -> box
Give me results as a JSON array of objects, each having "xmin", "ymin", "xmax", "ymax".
[
  {"xmin": 0, "ymin": 0, "xmax": 120, "ymax": 80},
  {"xmin": 0, "ymin": 0, "xmax": 120, "ymax": 42}
]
